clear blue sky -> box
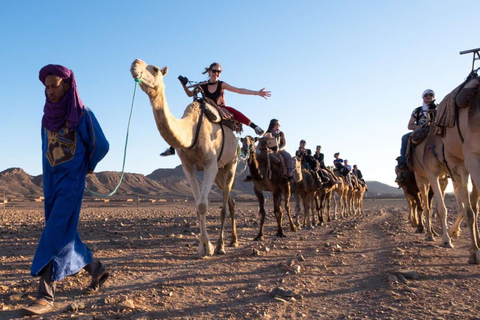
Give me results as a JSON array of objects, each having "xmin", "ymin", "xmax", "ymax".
[{"xmin": 0, "ymin": 1, "xmax": 478, "ymax": 188}]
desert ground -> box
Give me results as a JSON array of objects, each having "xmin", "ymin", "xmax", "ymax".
[{"xmin": 1, "ymin": 198, "xmax": 480, "ymax": 320}]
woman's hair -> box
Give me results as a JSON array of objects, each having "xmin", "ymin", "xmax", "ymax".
[
  {"xmin": 266, "ymin": 119, "xmax": 279, "ymax": 133},
  {"xmin": 202, "ymin": 62, "xmax": 222, "ymax": 75}
]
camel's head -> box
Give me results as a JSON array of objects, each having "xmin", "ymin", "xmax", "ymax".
[
  {"xmin": 292, "ymin": 156, "xmax": 303, "ymax": 183},
  {"xmin": 130, "ymin": 59, "xmax": 168, "ymax": 96},
  {"xmin": 240, "ymin": 135, "xmax": 256, "ymax": 159}
]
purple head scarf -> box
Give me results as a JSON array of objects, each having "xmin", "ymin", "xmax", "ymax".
[{"xmin": 39, "ymin": 64, "xmax": 84, "ymax": 132}]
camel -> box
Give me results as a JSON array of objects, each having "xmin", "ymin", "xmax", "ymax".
[
  {"xmin": 410, "ymin": 120, "xmax": 451, "ymax": 247},
  {"xmin": 346, "ymin": 175, "xmax": 362, "ymax": 216},
  {"xmin": 396, "ymin": 169, "xmax": 424, "ymax": 230},
  {"xmin": 353, "ymin": 178, "xmax": 367, "ymax": 215},
  {"xmin": 332, "ymin": 169, "xmax": 350, "ymax": 219},
  {"xmin": 240, "ymin": 136, "xmax": 297, "ymax": 240},
  {"xmin": 313, "ymin": 168, "xmax": 339, "ymax": 223},
  {"xmin": 130, "ymin": 59, "xmax": 239, "ymax": 257},
  {"xmin": 291, "ymin": 157, "xmax": 322, "ymax": 229},
  {"xmin": 440, "ymin": 74, "xmax": 480, "ymax": 263}
]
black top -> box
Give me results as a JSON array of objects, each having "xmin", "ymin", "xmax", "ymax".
[
  {"xmin": 353, "ymin": 169, "xmax": 363, "ymax": 179},
  {"xmin": 314, "ymin": 152, "xmax": 325, "ymax": 168},
  {"xmin": 200, "ymin": 81, "xmax": 224, "ymax": 105},
  {"xmin": 295, "ymin": 148, "xmax": 312, "ymax": 158}
]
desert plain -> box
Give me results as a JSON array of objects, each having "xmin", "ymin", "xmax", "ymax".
[{"xmin": 1, "ymin": 198, "xmax": 479, "ymax": 320}]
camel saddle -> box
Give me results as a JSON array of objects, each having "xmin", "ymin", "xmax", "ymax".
[
  {"xmin": 435, "ymin": 74, "xmax": 480, "ymax": 130},
  {"xmin": 411, "ymin": 123, "xmax": 429, "ymax": 146},
  {"xmin": 201, "ymin": 98, "xmax": 243, "ymax": 133},
  {"xmin": 405, "ymin": 125, "xmax": 429, "ymax": 170}
]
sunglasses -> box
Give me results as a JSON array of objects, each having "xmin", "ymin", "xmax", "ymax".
[
  {"xmin": 211, "ymin": 69, "xmax": 222, "ymax": 74},
  {"xmin": 424, "ymin": 93, "xmax": 434, "ymax": 97}
]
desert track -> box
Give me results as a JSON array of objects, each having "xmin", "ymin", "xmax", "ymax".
[{"xmin": 1, "ymin": 198, "xmax": 479, "ymax": 319}]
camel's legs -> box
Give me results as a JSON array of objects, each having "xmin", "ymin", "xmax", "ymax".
[
  {"xmin": 311, "ymin": 194, "xmax": 319, "ymax": 226},
  {"xmin": 405, "ymin": 194, "xmax": 418, "ymax": 228},
  {"xmin": 316, "ymin": 192, "xmax": 325, "ymax": 225},
  {"xmin": 332, "ymin": 192, "xmax": 339, "ymax": 220},
  {"xmin": 414, "ymin": 191, "xmax": 425, "ymax": 233},
  {"xmin": 292, "ymin": 188, "xmax": 302, "ymax": 228},
  {"xmin": 181, "ymin": 164, "xmax": 215, "ymax": 256},
  {"xmin": 228, "ymin": 197, "xmax": 237, "ymax": 247},
  {"xmin": 471, "ymin": 180, "xmax": 479, "ymax": 215},
  {"xmin": 273, "ymin": 190, "xmax": 286, "ymax": 237},
  {"xmin": 190, "ymin": 160, "xmax": 218, "ymax": 257},
  {"xmin": 341, "ymin": 191, "xmax": 348, "ymax": 219},
  {"xmin": 326, "ymin": 192, "xmax": 332, "ymax": 222},
  {"xmin": 282, "ymin": 183, "xmax": 296, "ymax": 232},
  {"xmin": 301, "ymin": 193, "xmax": 309, "ymax": 228},
  {"xmin": 428, "ymin": 174, "xmax": 452, "ymax": 248},
  {"xmin": 214, "ymin": 162, "xmax": 237, "ymax": 254},
  {"xmin": 463, "ymin": 154, "xmax": 480, "ymax": 263},
  {"xmin": 254, "ymin": 187, "xmax": 266, "ymax": 241},
  {"xmin": 416, "ymin": 176, "xmax": 434, "ymax": 240},
  {"xmin": 449, "ymin": 177, "xmax": 467, "ymax": 238}
]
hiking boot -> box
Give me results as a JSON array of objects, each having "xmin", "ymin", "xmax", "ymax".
[
  {"xmin": 160, "ymin": 147, "xmax": 175, "ymax": 157},
  {"xmin": 254, "ymin": 126, "xmax": 264, "ymax": 136},
  {"xmin": 397, "ymin": 162, "xmax": 408, "ymax": 171},
  {"xmin": 21, "ymin": 299, "xmax": 53, "ymax": 316},
  {"xmin": 243, "ymin": 175, "xmax": 253, "ymax": 183},
  {"xmin": 82, "ymin": 271, "xmax": 110, "ymax": 295}
]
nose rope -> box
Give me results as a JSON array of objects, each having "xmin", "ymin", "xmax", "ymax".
[{"xmin": 85, "ymin": 79, "xmax": 139, "ymax": 197}]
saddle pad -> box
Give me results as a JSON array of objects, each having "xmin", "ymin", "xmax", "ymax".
[{"xmin": 411, "ymin": 124, "xmax": 429, "ymax": 146}]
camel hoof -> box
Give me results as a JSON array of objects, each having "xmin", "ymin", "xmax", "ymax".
[
  {"xmin": 276, "ymin": 233, "xmax": 287, "ymax": 238},
  {"xmin": 254, "ymin": 236, "xmax": 264, "ymax": 241},
  {"xmin": 448, "ymin": 229, "xmax": 461, "ymax": 238},
  {"xmin": 441, "ymin": 241, "xmax": 454, "ymax": 249},
  {"xmin": 425, "ymin": 235, "xmax": 435, "ymax": 242},
  {"xmin": 215, "ymin": 247, "xmax": 226, "ymax": 255},
  {"xmin": 291, "ymin": 226, "xmax": 298, "ymax": 232},
  {"xmin": 468, "ymin": 255, "xmax": 478, "ymax": 264},
  {"xmin": 198, "ymin": 242, "xmax": 214, "ymax": 257},
  {"xmin": 415, "ymin": 226, "xmax": 425, "ymax": 234},
  {"xmin": 229, "ymin": 241, "xmax": 239, "ymax": 247}
]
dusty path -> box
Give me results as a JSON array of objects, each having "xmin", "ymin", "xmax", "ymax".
[{"xmin": 1, "ymin": 199, "xmax": 480, "ymax": 319}]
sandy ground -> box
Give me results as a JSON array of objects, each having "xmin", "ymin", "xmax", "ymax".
[{"xmin": 1, "ymin": 198, "xmax": 480, "ymax": 320}]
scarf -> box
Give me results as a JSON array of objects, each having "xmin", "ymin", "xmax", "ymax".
[{"xmin": 39, "ymin": 64, "xmax": 83, "ymax": 132}]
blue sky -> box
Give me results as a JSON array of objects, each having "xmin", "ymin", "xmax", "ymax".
[{"xmin": 0, "ymin": 1, "xmax": 478, "ymax": 188}]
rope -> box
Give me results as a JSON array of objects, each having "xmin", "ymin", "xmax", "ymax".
[{"xmin": 85, "ymin": 80, "xmax": 139, "ymax": 198}]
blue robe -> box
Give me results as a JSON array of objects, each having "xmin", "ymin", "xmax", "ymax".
[{"xmin": 31, "ymin": 107, "xmax": 109, "ymax": 281}]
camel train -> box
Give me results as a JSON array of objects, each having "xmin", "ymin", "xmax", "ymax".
[
  {"xmin": 131, "ymin": 58, "xmax": 368, "ymax": 257},
  {"xmin": 396, "ymin": 47, "xmax": 480, "ymax": 264}
]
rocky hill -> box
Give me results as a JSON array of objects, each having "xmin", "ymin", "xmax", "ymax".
[{"xmin": 0, "ymin": 166, "xmax": 401, "ymax": 200}]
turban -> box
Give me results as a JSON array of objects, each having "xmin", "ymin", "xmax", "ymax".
[
  {"xmin": 422, "ymin": 89, "xmax": 435, "ymax": 98},
  {"xmin": 39, "ymin": 64, "xmax": 84, "ymax": 132}
]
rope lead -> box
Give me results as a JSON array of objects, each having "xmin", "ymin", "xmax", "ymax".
[{"xmin": 85, "ymin": 80, "xmax": 139, "ymax": 198}]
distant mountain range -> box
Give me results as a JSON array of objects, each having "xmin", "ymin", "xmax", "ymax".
[{"xmin": 0, "ymin": 167, "xmax": 403, "ymax": 200}]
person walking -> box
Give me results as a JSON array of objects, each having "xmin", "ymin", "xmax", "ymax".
[{"xmin": 21, "ymin": 65, "xmax": 110, "ymax": 316}]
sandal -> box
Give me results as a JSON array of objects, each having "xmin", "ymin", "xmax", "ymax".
[
  {"xmin": 82, "ymin": 271, "xmax": 110, "ymax": 295},
  {"xmin": 20, "ymin": 299, "xmax": 53, "ymax": 316}
]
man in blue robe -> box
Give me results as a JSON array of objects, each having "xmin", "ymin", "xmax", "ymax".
[{"xmin": 21, "ymin": 65, "xmax": 110, "ymax": 316}]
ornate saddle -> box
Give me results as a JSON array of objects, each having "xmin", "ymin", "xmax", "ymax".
[
  {"xmin": 411, "ymin": 123, "xmax": 429, "ymax": 146},
  {"xmin": 200, "ymin": 98, "xmax": 243, "ymax": 133}
]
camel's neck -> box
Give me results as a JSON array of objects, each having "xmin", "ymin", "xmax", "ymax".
[
  {"xmin": 248, "ymin": 149, "xmax": 264, "ymax": 180},
  {"xmin": 149, "ymin": 88, "xmax": 195, "ymax": 149}
]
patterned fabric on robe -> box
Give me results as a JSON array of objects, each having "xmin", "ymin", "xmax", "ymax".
[{"xmin": 31, "ymin": 107, "xmax": 109, "ymax": 281}]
